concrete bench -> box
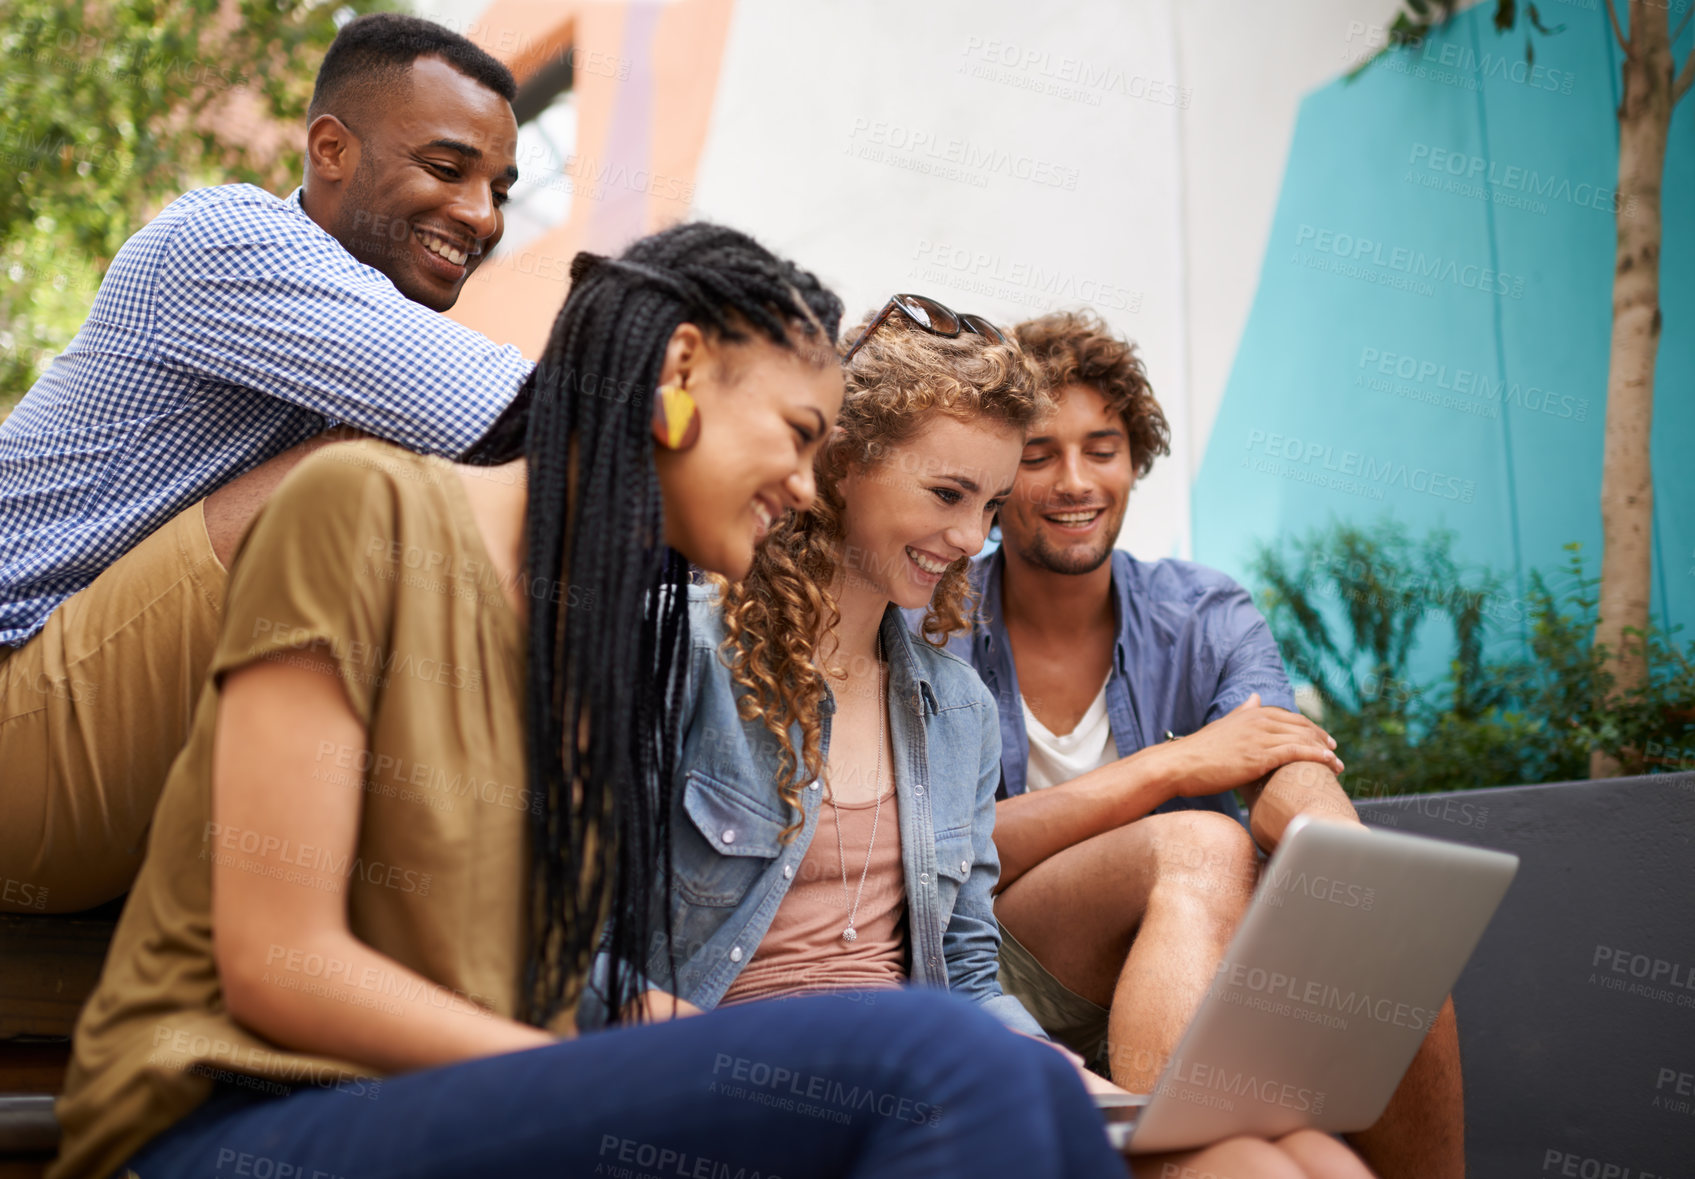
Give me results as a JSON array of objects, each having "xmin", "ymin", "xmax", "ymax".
[{"xmin": 0, "ymin": 901, "xmax": 120, "ymax": 1179}]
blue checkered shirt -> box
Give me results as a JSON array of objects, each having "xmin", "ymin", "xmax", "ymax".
[{"xmin": 0, "ymin": 183, "xmax": 533, "ymax": 646}]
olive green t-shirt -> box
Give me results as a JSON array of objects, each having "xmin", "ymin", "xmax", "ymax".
[{"xmin": 52, "ymin": 442, "xmax": 552, "ymax": 1179}]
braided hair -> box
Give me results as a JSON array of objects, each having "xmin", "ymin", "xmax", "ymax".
[{"xmin": 465, "ymin": 222, "xmax": 843, "ymax": 1026}]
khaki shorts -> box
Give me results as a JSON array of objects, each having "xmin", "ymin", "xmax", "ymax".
[
  {"xmin": 0, "ymin": 502, "xmax": 227, "ymax": 913},
  {"xmin": 998, "ymin": 921, "xmax": 1112, "ymax": 1072}
]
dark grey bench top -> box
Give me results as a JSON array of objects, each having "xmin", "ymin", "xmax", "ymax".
[
  {"xmin": 0, "ymin": 1093, "xmax": 57, "ymax": 1156},
  {"xmin": 1354, "ymin": 772, "xmax": 1695, "ymax": 1176}
]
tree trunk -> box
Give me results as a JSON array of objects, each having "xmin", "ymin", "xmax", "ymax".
[{"xmin": 1591, "ymin": 1, "xmax": 1675, "ymax": 778}]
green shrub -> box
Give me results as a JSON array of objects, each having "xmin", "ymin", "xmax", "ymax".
[
  {"xmin": 1250, "ymin": 521, "xmax": 1695, "ymax": 795},
  {"xmin": 2, "ymin": 0, "xmax": 392, "ymax": 412}
]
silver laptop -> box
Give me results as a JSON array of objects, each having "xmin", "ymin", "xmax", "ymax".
[{"xmin": 1100, "ymin": 814, "xmax": 1518, "ymax": 1154}]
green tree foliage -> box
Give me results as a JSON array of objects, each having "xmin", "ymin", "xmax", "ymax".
[
  {"xmin": 1251, "ymin": 521, "xmax": 1695, "ymax": 797},
  {"xmin": 0, "ymin": 0, "xmax": 390, "ymax": 410}
]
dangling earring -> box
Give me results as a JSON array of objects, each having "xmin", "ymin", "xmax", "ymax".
[{"xmin": 651, "ymin": 382, "xmax": 701, "ymax": 451}]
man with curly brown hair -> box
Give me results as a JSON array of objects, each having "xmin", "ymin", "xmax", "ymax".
[{"xmin": 944, "ymin": 309, "xmax": 1466, "ymax": 1179}]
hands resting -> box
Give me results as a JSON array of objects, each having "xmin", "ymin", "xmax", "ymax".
[
  {"xmin": 1157, "ymin": 693, "xmax": 1344, "ymax": 799},
  {"xmin": 621, "ymin": 989, "xmax": 706, "ymax": 1023}
]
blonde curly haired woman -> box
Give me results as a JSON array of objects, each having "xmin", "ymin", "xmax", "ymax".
[{"xmin": 583, "ymin": 293, "xmax": 1378, "ymax": 1179}]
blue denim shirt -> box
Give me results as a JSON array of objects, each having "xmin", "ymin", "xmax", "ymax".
[
  {"xmin": 942, "ymin": 549, "xmax": 1297, "ymax": 818},
  {"xmin": 578, "ymin": 584, "xmax": 1044, "ymax": 1037}
]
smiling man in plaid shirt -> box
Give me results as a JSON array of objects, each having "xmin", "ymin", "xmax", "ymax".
[{"xmin": 0, "ymin": 14, "xmax": 535, "ymax": 911}]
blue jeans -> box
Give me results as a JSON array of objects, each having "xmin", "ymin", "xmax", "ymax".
[{"xmin": 123, "ymin": 990, "xmax": 1123, "ymax": 1178}]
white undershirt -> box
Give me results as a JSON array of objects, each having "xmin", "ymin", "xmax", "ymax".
[{"xmin": 1020, "ymin": 680, "xmax": 1116, "ymax": 791}]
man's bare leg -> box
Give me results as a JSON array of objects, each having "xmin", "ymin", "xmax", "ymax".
[
  {"xmin": 1132, "ymin": 1130, "xmax": 1376, "ymax": 1179},
  {"xmin": 1130, "ymin": 1136, "xmax": 1305, "ymax": 1179},
  {"xmin": 1000, "ymin": 800, "xmax": 1459, "ymax": 1176},
  {"xmin": 1346, "ymin": 997, "xmax": 1463, "ymax": 1178},
  {"xmin": 203, "ymin": 426, "xmax": 375, "ymax": 565},
  {"xmin": 0, "ymin": 428, "xmax": 380, "ymax": 912},
  {"xmin": 995, "ymin": 810, "xmax": 1259, "ymax": 1092}
]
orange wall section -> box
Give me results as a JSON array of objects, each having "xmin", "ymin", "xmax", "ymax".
[{"xmin": 447, "ymin": 0, "xmax": 738, "ymax": 360}]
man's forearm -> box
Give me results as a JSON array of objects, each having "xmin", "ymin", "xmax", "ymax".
[
  {"xmin": 992, "ymin": 744, "xmax": 1177, "ymax": 889},
  {"xmin": 1242, "ymin": 760, "xmax": 1359, "ymax": 853}
]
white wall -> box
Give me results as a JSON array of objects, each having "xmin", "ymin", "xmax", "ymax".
[
  {"xmin": 689, "ymin": 0, "xmax": 1419, "ymax": 558},
  {"xmin": 1173, "ymin": 0, "xmax": 1415, "ymax": 480},
  {"xmin": 692, "ymin": 0, "xmax": 1193, "ymax": 555}
]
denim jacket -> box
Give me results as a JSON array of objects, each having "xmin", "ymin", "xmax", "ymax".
[
  {"xmin": 944, "ymin": 548, "xmax": 1298, "ymax": 815},
  {"xmin": 578, "ymin": 584, "xmax": 1043, "ymax": 1037}
]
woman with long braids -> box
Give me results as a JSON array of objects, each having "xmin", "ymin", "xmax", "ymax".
[
  {"xmin": 48, "ymin": 238, "xmax": 1124, "ymax": 1179},
  {"xmin": 593, "ymin": 295, "xmax": 1377, "ymax": 1179}
]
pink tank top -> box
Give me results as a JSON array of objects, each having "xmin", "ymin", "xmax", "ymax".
[{"xmin": 719, "ymin": 785, "xmax": 907, "ymax": 1005}]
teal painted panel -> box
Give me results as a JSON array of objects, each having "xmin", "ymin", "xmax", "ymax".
[{"xmin": 1194, "ymin": 3, "xmax": 1694, "ymax": 677}]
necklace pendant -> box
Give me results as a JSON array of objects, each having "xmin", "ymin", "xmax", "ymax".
[{"xmin": 841, "ymin": 926, "xmax": 858, "ymax": 943}]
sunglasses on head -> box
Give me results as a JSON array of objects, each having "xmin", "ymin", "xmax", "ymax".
[{"xmin": 840, "ymin": 293, "xmax": 1008, "ymax": 365}]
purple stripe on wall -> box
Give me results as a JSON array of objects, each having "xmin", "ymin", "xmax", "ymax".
[{"xmin": 585, "ymin": 1, "xmax": 662, "ymax": 251}]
